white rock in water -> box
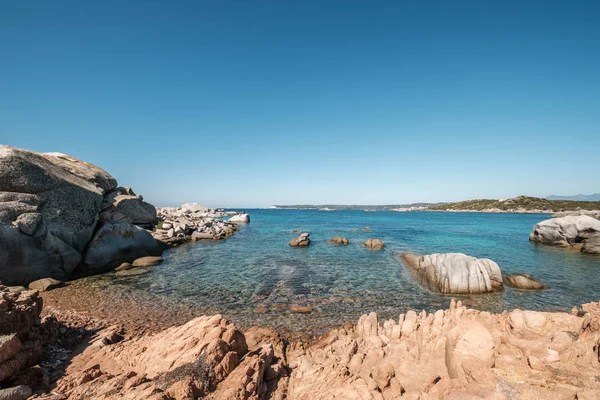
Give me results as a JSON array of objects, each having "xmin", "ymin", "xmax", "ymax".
[
  {"xmin": 228, "ymin": 213, "xmax": 250, "ymax": 224},
  {"xmin": 400, "ymin": 253, "xmax": 503, "ymax": 294},
  {"xmin": 529, "ymin": 215, "xmax": 600, "ymax": 248}
]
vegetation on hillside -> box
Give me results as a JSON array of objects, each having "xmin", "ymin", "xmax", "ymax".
[{"xmin": 426, "ymin": 196, "xmax": 600, "ymax": 212}]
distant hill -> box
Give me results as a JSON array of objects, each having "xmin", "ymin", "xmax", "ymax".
[
  {"xmin": 426, "ymin": 196, "xmax": 600, "ymax": 212},
  {"xmin": 546, "ymin": 193, "xmax": 600, "ymax": 201}
]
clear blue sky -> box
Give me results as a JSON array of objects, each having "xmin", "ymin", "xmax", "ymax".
[{"xmin": 1, "ymin": 1, "xmax": 599, "ymax": 207}]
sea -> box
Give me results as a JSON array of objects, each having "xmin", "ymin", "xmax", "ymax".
[{"xmin": 81, "ymin": 209, "xmax": 600, "ymax": 335}]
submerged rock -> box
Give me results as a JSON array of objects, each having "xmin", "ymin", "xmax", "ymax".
[
  {"xmin": 363, "ymin": 238, "xmax": 384, "ymax": 250},
  {"xmin": 132, "ymin": 256, "xmax": 163, "ymax": 267},
  {"xmin": 289, "ymin": 232, "xmax": 311, "ymax": 247},
  {"xmin": 400, "ymin": 252, "xmax": 504, "ymax": 294},
  {"xmin": 529, "ymin": 215, "xmax": 600, "ymax": 255},
  {"xmin": 504, "ymin": 273, "xmax": 545, "ymax": 290}
]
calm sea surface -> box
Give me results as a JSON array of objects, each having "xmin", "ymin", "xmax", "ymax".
[{"xmin": 82, "ymin": 210, "xmax": 600, "ymax": 335}]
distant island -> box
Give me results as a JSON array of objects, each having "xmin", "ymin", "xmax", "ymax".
[
  {"xmin": 426, "ymin": 195, "xmax": 600, "ymax": 213},
  {"xmin": 272, "ymin": 196, "xmax": 600, "ymax": 213}
]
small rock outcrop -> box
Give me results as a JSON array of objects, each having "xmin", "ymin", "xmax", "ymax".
[
  {"xmin": 27, "ymin": 278, "xmax": 64, "ymax": 292},
  {"xmin": 529, "ymin": 215, "xmax": 600, "ymax": 254},
  {"xmin": 228, "ymin": 213, "xmax": 250, "ymax": 224},
  {"xmin": 363, "ymin": 238, "xmax": 384, "ymax": 250},
  {"xmin": 503, "ymin": 273, "xmax": 545, "ymax": 290},
  {"xmin": 328, "ymin": 237, "xmax": 349, "ymax": 245},
  {"xmin": 400, "ymin": 252, "xmax": 504, "ymax": 294},
  {"xmin": 289, "ymin": 232, "xmax": 311, "ymax": 247}
]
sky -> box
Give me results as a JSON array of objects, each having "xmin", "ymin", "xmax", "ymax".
[{"xmin": 1, "ymin": 1, "xmax": 599, "ymax": 208}]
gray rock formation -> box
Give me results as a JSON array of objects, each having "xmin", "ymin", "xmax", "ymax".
[
  {"xmin": 228, "ymin": 213, "xmax": 250, "ymax": 223},
  {"xmin": 529, "ymin": 215, "xmax": 600, "ymax": 254},
  {"xmin": 400, "ymin": 252, "xmax": 504, "ymax": 294},
  {"xmin": 0, "ymin": 146, "xmax": 106, "ymax": 285},
  {"xmin": 0, "ymin": 145, "xmax": 163, "ymax": 285}
]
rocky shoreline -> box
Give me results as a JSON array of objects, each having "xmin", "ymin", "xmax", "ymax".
[{"xmin": 2, "ymin": 285, "xmax": 600, "ymax": 399}]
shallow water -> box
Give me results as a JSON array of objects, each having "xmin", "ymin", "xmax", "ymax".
[{"xmin": 81, "ymin": 210, "xmax": 600, "ymax": 335}]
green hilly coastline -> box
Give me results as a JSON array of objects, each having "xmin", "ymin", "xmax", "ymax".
[{"xmin": 426, "ymin": 195, "xmax": 600, "ymax": 212}]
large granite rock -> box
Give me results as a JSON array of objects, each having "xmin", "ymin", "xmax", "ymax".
[
  {"xmin": 400, "ymin": 252, "xmax": 504, "ymax": 294},
  {"xmin": 99, "ymin": 186, "xmax": 157, "ymax": 226},
  {"xmin": 228, "ymin": 213, "xmax": 250, "ymax": 223},
  {"xmin": 80, "ymin": 222, "xmax": 163, "ymax": 275},
  {"xmin": 0, "ymin": 146, "xmax": 108, "ymax": 285},
  {"xmin": 529, "ymin": 215, "xmax": 600, "ymax": 254}
]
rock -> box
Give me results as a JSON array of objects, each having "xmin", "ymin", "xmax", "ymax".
[
  {"xmin": 552, "ymin": 210, "xmax": 600, "ymax": 219},
  {"xmin": 504, "ymin": 273, "xmax": 545, "ymax": 290},
  {"xmin": 114, "ymin": 262, "xmax": 132, "ymax": 271},
  {"xmin": 99, "ymin": 186, "xmax": 157, "ymax": 226},
  {"xmin": 81, "ymin": 222, "xmax": 163, "ymax": 274},
  {"xmin": 191, "ymin": 231, "xmax": 214, "ymax": 241},
  {"xmin": 363, "ymin": 238, "xmax": 384, "ymax": 250},
  {"xmin": 0, "ymin": 145, "xmax": 106, "ymax": 285},
  {"xmin": 115, "ymin": 267, "xmax": 152, "ymax": 277},
  {"xmin": 328, "ymin": 236, "xmax": 349, "ymax": 245},
  {"xmin": 180, "ymin": 203, "xmax": 208, "ymax": 213},
  {"xmin": 289, "ymin": 305, "xmax": 313, "ymax": 314},
  {"xmin": 400, "ymin": 252, "xmax": 504, "ymax": 294},
  {"xmin": 0, "ymin": 334, "xmax": 21, "ymax": 363},
  {"xmin": 529, "ymin": 215, "xmax": 600, "ymax": 254},
  {"xmin": 254, "ymin": 304, "xmax": 268, "ymax": 313},
  {"xmin": 228, "ymin": 213, "xmax": 250, "ymax": 223},
  {"xmin": 28, "ymin": 278, "xmax": 64, "ymax": 292},
  {"xmin": 0, "ymin": 385, "xmax": 32, "ymax": 400},
  {"xmin": 289, "ymin": 233, "xmax": 311, "ymax": 247},
  {"xmin": 132, "ymin": 256, "xmax": 163, "ymax": 267}
]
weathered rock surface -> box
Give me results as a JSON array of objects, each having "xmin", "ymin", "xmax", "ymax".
[
  {"xmin": 0, "ymin": 145, "xmax": 163, "ymax": 285},
  {"xmin": 328, "ymin": 236, "xmax": 349, "ymax": 245},
  {"xmin": 289, "ymin": 233, "xmax": 311, "ymax": 247},
  {"xmin": 81, "ymin": 222, "xmax": 163, "ymax": 275},
  {"xmin": 35, "ymin": 298, "xmax": 600, "ymax": 399},
  {"xmin": 364, "ymin": 238, "xmax": 384, "ymax": 250},
  {"xmin": 400, "ymin": 252, "xmax": 504, "ymax": 294},
  {"xmin": 228, "ymin": 213, "xmax": 250, "ymax": 224},
  {"xmin": 99, "ymin": 186, "xmax": 157, "ymax": 226},
  {"xmin": 504, "ymin": 273, "xmax": 545, "ymax": 290},
  {"xmin": 530, "ymin": 215, "xmax": 600, "ymax": 254},
  {"xmin": 0, "ymin": 385, "xmax": 32, "ymax": 400},
  {"xmin": 0, "ymin": 146, "xmax": 106, "ymax": 285}
]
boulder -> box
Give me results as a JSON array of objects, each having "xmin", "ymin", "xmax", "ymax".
[
  {"xmin": 81, "ymin": 222, "xmax": 163, "ymax": 275},
  {"xmin": 363, "ymin": 238, "xmax": 384, "ymax": 250},
  {"xmin": 28, "ymin": 278, "xmax": 64, "ymax": 292},
  {"xmin": 328, "ymin": 237, "xmax": 349, "ymax": 245},
  {"xmin": 228, "ymin": 213, "xmax": 250, "ymax": 224},
  {"xmin": 191, "ymin": 231, "xmax": 214, "ymax": 241},
  {"xmin": 0, "ymin": 385, "xmax": 32, "ymax": 400},
  {"xmin": 115, "ymin": 267, "xmax": 152, "ymax": 277},
  {"xmin": 400, "ymin": 252, "xmax": 504, "ymax": 294},
  {"xmin": 290, "ymin": 233, "xmax": 311, "ymax": 247},
  {"xmin": 503, "ymin": 273, "xmax": 544, "ymax": 290},
  {"xmin": 529, "ymin": 215, "xmax": 600, "ymax": 254},
  {"xmin": 0, "ymin": 145, "xmax": 107, "ymax": 285},
  {"xmin": 132, "ymin": 256, "xmax": 163, "ymax": 267},
  {"xmin": 99, "ymin": 187, "xmax": 157, "ymax": 226},
  {"xmin": 181, "ymin": 203, "xmax": 208, "ymax": 213}
]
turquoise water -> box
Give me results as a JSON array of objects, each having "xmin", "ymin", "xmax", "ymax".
[{"xmin": 84, "ymin": 210, "xmax": 600, "ymax": 335}]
